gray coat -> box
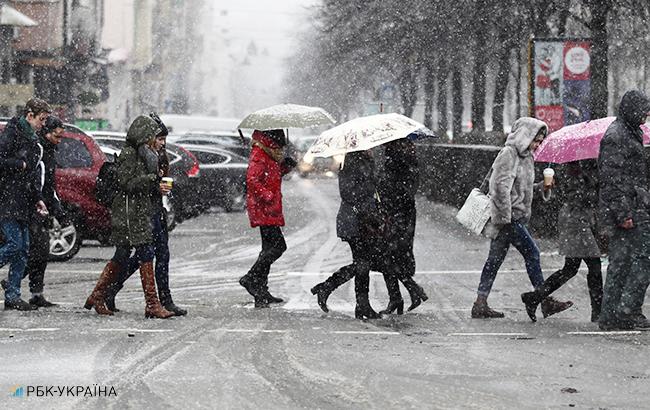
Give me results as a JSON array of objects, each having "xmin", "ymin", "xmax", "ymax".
[
  {"xmin": 489, "ymin": 117, "xmax": 550, "ymax": 225},
  {"xmin": 336, "ymin": 151, "xmax": 379, "ymax": 240},
  {"xmin": 558, "ymin": 166, "xmax": 601, "ymax": 258}
]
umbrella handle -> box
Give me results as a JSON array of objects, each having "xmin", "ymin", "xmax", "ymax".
[{"xmin": 238, "ymin": 129, "xmax": 246, "ymax": 145}]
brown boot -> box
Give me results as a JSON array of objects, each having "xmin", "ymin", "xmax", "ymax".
[
  {"xmin": 139, "ymin": 261, "xmax": 174, "ymax": 319},
  {"xmin": 540, "ymin": 296, "xmax": 573, "ymax": 318},
  {"xmin": 84, "ymin": 261, "xmax": 122, "ymax": 316}
]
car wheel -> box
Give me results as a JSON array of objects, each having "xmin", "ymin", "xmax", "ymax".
[{"xmin": 48, "ymin": 217, "xmax": 82, "ymax": 261}]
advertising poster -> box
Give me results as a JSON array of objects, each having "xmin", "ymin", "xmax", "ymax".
[{"xmin": 531, "ymin": 39, "xmax": 591, "ymax": 133}]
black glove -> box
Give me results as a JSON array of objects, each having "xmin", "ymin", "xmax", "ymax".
[{"xmin": 283, "ymin": 157, "xmax": 298, "ymax": 168}]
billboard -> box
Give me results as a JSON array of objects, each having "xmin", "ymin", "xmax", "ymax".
[{"xmin": 530, "ymin": 39, "xmax": 592, "ymax": 133}]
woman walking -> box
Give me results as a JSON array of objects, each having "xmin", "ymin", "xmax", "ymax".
[
  {"xmin": 239, "ymin": 129, "xmax": 295, "ymax": 308},
  {"xmin": 102, "ymin": 113, "xmax": 187, "ymax": 316},
  {"xmin": 521, "ymin": 161, "xmax": 602, "ymax": 322},
  {"xmin": 84, "ymin": 115, "xmax": 173, "ymax": 318},
  {"xmin": 311, "ymin": 150, "xmax": 383, "ymax": 319},
  {"xmin": 471, "ymin": 117, "xmax": 571, "ymax": 320}
]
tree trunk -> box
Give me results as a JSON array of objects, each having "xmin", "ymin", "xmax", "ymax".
[
  {"xmin": 398, "ymin": 63, "xmax": 418, "ymax": 117},
  {"xmin": 423, "ymin": 60, "xmax": 436, "ymax": 129},
  {"xmin": 452, "ymin": 69, "xmax": 463, "ymax": 139},
  {"xmin": 589, "ymin": 0, "xmax": 611, "ymax": 119},
  {"xmin": 470, "ymin": 0, "xmax": 488, "ymax": 131},
  {"xmin": 492, "ymin": 46, "xmax": 512, "ymax": 133},
  {"xmin": 515, "ymin": 46, "xmax": 522, "ymax": 120},
  {"xmin": 437, "ymin": 57, "xmax": 448, "ymax": 133}
]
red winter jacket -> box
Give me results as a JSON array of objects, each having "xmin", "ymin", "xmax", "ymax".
[{"xmin": 246, "ymin": 131, "xmax": 290, "ymax": 227}]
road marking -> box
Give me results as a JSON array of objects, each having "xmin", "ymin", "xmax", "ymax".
[
  {"xmin": 0, "ymin": 328, "xmax": 60, "ymax": 332},
  {"xmin": 287, "ymin": 269, "xmax": 553, "ymax": 276},
  {"xmin": 449, "ymin": 332, "xmax": 529, "ymax": 337},
  {"xmin": 567, "ymin": 331, "xmax": 643, "ymax": 335},
  {"xmin": 332, "ymin": 331, "xmax": 399, "ymax": 335},
  {"xmin": 210, "ymin": 328, "xmax": 288, "ymax": 333},
  {"xmin": 96, "ymin": 328, "xmax": 174, "ymax": 333}
]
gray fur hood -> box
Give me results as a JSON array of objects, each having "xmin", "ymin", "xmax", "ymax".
[{"xmin": 505, "ymin": 117, "xmax": 548, "ymax": 157}]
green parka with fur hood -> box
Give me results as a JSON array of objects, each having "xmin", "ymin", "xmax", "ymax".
[
  {"xmin": 489, "ymin": 117, "xmax": 550, "ymax": 226},
  {"xmin": 110, "ymin": 115, "xmax": 161, "ymax": 247}
]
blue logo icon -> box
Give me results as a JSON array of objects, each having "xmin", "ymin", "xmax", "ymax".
[{"xmin": 10, "ymin": 386, "xmax": 24, "ymax": 397}]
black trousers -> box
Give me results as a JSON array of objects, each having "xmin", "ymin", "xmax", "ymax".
[
  {"xmin": 246, "ymin": 226, "xmax": 287, "ymax": 291},
  {"xmin": 23, "ymin": 220, "xmax": 50, "ymax": 294},
  {"xmin": 318, "ymin": 237, "xmax": 373, "ymax": 301},
  {"xmin": 541, "ymin": 257, "xmax": 603, "ymax": 304}
]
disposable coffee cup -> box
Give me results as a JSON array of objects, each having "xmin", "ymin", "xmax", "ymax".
[
  {"xmin": 543, "ymin": 168, "xmax": 555, "ymax": 187},
  {"xmin": 161, "ymin": 177, "xmax": 173, "ymax": 189}
]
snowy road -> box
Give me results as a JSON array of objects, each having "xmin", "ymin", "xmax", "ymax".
[{"xmin": 1, "ymin": 177, "xmax": 648, "ymax": 409}]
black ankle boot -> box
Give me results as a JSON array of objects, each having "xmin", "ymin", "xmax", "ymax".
[
  {"xmin": 521, "ymin": 291, "xmax": 543, "ymax": 322},
  {"xmin": 355, "ymin": 301, "xmax": 381, "ymax": 319},
  {"xmin": 310, "ymin": 283, "xmax": 332, "ymax": 313},
  {"xmin": 160, "ymin": 290, "xmax": 187, "ymax": 316},
  {"xmin": 401, "ymin": 277, "xmax": 428, "ymax": 312},
  {"xmin": 380, "ymin": 299, "xmax": 404, "ymax": 315},
  {"xmin": 260, "ymin": 289, "xmax": 284, "ymax": 304}
]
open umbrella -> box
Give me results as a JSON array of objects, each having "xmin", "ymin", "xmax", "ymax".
[
  {"xmin": 237, "ymin": 104, "xmax": 336, "ymax": 130},
  {"xmin": 534, "ymin": 116, "xmax": 650, "ymax": 163},
  {"xmin": 306, "ymin": 113, "xmax": 433, "ymax": 158}
]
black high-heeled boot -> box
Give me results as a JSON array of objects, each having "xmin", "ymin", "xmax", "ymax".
[
  {"xmin": 311, "ymin": 265, "xmax": 356, "ymax": 313},
  {"xmin": 310, "ymin": 282, "xmax": 333, "ymax": 313},
  {"xmin": 354, "ymin": 268, "xmax": 381, "ymax": 320},
  {"xmin": 380, "ymin": 272, "xmax": 404, "ymax": 314},
  {"xmin": 401, "ymin": 276, "xmax": 428, "ymax": 312},
  {"xmin": 355, "ymin": 299, "xmax": 382, "ymax": 319}
]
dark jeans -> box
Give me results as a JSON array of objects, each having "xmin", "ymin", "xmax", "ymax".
[
  {"xmin": 600, "ymin": 224, "xmax": 650, "ymax": 324},
  {"xmin": 244, "ymin": 226, "xmax": 287, "ymax": 292},
  {"xmin": 0, "ymin": 220, "xmax": 30, "ymax": 302},
  {"xmin": 477, "ymin": 221, "xmax": 544, "ymax": 297},
  {"xmin": 113, "ymin": 211, "xmax": 171, "ymax": 295},
  {"xmin": 23, "ymin": 220, "xmax": 51, "ymax": 294}
]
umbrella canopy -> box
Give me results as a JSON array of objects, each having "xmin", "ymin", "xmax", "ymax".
[
  {"xmin": 0, "ymin": 4, "xmax": 37, "ymax": 26},
  {"xmin": 534, "ymin": 116, "xmax": 650, "ymax": 163},
  {"xmin": 307, "ymin": 113, "xmax": 433, "ymax": 158},
  {"xmin": 237, "ymin": 104, "xmax": 336, "ymax": 130}
]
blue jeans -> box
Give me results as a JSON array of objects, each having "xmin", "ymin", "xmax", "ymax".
[
  {"xmin": 477, "ymin": 221, "xmax": 544, "ymax": 297},
  {"xmin": 124, "ymin": 211, "xmax": 170, "ymax": 293},
  {"xmin": 0, "ymin": 220, "xmax": 30, "ymax": 302}
]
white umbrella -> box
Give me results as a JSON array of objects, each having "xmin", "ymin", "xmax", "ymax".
[
  {"xmin": 0, "ymin": 4, "xmax": 37, "ymax": 27},
  {"xmin": 306, "ymin": 113, "xmax": 433, "ymax": 158},
  {"xmin": 237, "ymin": 104, "xmax": 336, "ymax": 130}
]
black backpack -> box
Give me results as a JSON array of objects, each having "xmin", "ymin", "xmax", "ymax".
[{"xmin": 95, "ymin": 156, "xmax": 120, "ymax": 206}]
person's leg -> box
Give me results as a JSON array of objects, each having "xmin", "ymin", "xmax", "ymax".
[
  {"xmin": 25, "ymin": 221, "xmax": 55, "ymax": 306},
  {"xmin": 136, "ymin": 243, "xmax": 173, "ymax": 319},
  {"xmin": 241, "ymin": 226, "xmax": 286, "ymax": 306},
  {"xmin": 473, "ymin": 224, "xmax": 512, "ymax": 318},
  {"xmin": 584, "ymin": 257, "xmax": 603, "ymax": 322},
  {"xmin": 617, "ymin": 225, "xmax": 650, "ymax": 327},
  {"xmin": 311, "ymin": 263, "xmax": 356, "ymax": 313},
  {"xmin": 509, "ymin": 222, "xmax": 544, "ymax": 289},
  {"xmin": 520, "ymin": 256, "xmax": 579, "ymax": 321},
  {"xmin": 152, "ymin": 211, "xmax": 185, "ymax": 315},
  {"xmin": 84, "ymin": 246, "xmax": 132, "ymax": 315},
  {"xmin": 599, "ymin": 229, "xmax": 634, "ymax": 329},
  {"xmin": 2, "ymin": 221, "xmax": 34, "ymax": 310},
  {"xmin": 350, "ymin": 238, "xmax": 380, "ymax": 319}
]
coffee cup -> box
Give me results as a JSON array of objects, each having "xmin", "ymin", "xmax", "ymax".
[
  {"xmin": 543, "ymin": 168, "xmax": 554, "ymax": 187},
  {"xmin": 161, "ymin": 177, "xmax": 173, "ymax": 189}
]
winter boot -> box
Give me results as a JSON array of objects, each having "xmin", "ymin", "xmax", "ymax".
[
  {"xmin": 239, "ymin": 273, "xmax": 259, "ymax": 298},
  {"xmin": 521, "ymin": 290, "xmax": 544, "ymax": 322},
  {"xmin": 159, "ymin": 289, "xmax": 187, "ymax": 316},
  {"xmin": 84, "ymin": 261, "xmax": 122, "ymax": 315},
  {"xmin": 589, "ymin": 289, "xmax": 602, "ymax": 323},
  {"xmin": 103, "ymin": 281, "xmax": 123, "ymax": 313},
  {"xmin": 311, "ymin": 265, "xmax": 355, "ymax": 313},
  {"xmin": 354, "ymin": 268, "xmax": 381, "ymax": 320},
  {"xmin": 400, "ymin": 276, "xmax": 428, "ymax": 312},
  {"xmin": 139, "ymin": 262, "xmax": 174, "ymax": 319},
  {"xmin": 29, "ymin": 294, "xmax": 57, "ymax": 308},
  {"xmin": 380, "ymin": 272, "xmax": 404, "ymax": 315},
  {"xmin": 258, "ymin": 268, "xmax": 284, "ymax": 304},
  {"xmin": 540, "ymin": 296, "xmax": 574, "ymax": 318},
  {"xmin": 471, "ymin": 296, "xmax": 505, "ymax": 318}
]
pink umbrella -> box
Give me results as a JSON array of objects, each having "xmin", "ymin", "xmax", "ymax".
[{"xmin": 534, "ymin": 117, "xmax": 650, "ymax": 163}]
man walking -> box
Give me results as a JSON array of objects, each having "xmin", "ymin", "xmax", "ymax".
[
  {"xmin": 598, "ymin": 90, "xmax": 650, "ymax": 330},
  {"xmin": 0, "ymin": 98, "xmax": 51, "ymax": 310}
]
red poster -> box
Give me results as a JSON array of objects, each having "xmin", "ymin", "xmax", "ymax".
[
  {"xmin": 563, "ymin": 42, "xmax": 591, "ymax": 81},
  {"xmin": 535, "ymin": 106, "xmax": 564, "ymax": 133}
]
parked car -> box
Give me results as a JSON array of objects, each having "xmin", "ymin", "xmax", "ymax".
[
  {"xmin": 171, "ymin": 131, "xmax": 251, "ymax": 158},
  {"xmin": 174, "ymin": 144, "xmax": 247, "ymax": 212},
  {"xmin": 292, "ymin": 135, "xmax": 342, "ymax": 177},
  {"xmin": 90, "ymin": 131, "xmax": 203, "ymax": 224},
  {"xmin": 0, "ymin": 120, "xmax": 110, "ymax": 261}
]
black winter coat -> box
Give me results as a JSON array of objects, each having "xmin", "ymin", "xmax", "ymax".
[
  {"xmin": 378, "ymin": 141, "xmax": 420, "ymax": 218},
  {"xmin": 336, "ymin": 151, "xmax": 380, "ymax": 240},
  {"xmin": 0, "ymin": 117, "xmax": 42, "ymax": 221},
  {"xmin": 598, "ymin": 90, "xmax": 650, "ymax": 230}
]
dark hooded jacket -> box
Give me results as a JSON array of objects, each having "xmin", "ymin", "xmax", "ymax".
[
  {"xmin": 598, "ymin": 90, "xmax": 650, "ymax": 230},
  {"xmin": 109, "ymin": 116, "xmax": 161, "ymax": 246},
  {"xmin": 0, "ymin": 116, "xmax": 43, "ymax": 221},
  {"xmin": 336, "ymin": 151, "xmax": 380, "ymax": 240}
]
